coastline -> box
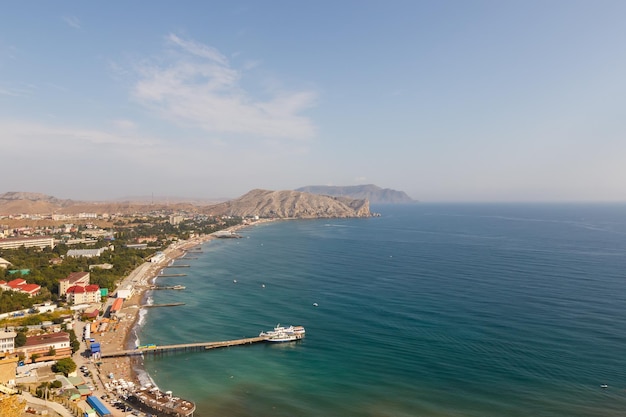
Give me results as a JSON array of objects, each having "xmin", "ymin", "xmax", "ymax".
[{"xmin": 95, "ymin": 221, "xmax": 275, "ymax": 401}]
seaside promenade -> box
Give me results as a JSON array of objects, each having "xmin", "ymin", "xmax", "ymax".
[
  {"xmin": 75, "ymin": 222, "xmax": 269, "ymax": 417},
  {"xmin": 69, "ymin": 234, "xmax": 215, "ymax": 417}
]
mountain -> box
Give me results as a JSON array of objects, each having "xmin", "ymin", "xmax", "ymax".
[
  {"xmin": 295, "ymin": 184, "xmax": 414, "ymax": 204},
  {"xmin": 0, "ymin": 190, "xmax": 371, "ymax": 219},
  {"xmin": 202, "ymin": 189, "xmax": 371, "ymax": 218},
  {"xmin": 0, "ymin": 192, "xmax": 75, "ymax": 214},
  {"xmin": 0, "ymin": 192, "xmax": 199, "ymax": 216}
]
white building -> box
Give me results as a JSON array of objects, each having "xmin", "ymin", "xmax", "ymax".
[
  {"xmin": 150, "ymin": 252, "xmax": 165, "ymax": 263},
  {"xmin": 116, "ymin": 285, "xmax": 133, "ymax": 299},
  {"xmin": 0, "ymin": 331, "xmax": 16, "ymax": 353},
  {"xmin": 0, "ymin": 236, "xmax": 55, "ymax": 250},
  {"xmin": 66, "ymin": 247, "xmax": 108, "ymax": 258}
]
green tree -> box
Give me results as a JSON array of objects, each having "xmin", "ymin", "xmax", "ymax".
[
  {"xmin": 47, "ymin": 346, "xmax": 56, "ymax": 357},
  {"xmin": 52, "ymin": 357, "xmax": 76, "ymax": 375},
  {"xmin": 14, "ymin": 331, "xmax": 27, "ymax": 347}
]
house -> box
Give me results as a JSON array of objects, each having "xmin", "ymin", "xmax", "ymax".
[{"xmin": 59, "ymin": 272, "xmax": 90, "ymax": 297}]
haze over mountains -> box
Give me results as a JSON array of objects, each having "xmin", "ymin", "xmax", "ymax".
[{"xmin": 296, "ymin": 184, "xmax": 414, "ymax": 204}]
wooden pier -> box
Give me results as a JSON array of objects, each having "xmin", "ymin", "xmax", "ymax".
[{"xmin": 101, "ymin": 336, "xmax": 266, "ymax": 358}]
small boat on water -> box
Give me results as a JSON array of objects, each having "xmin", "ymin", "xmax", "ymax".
[{"xmin": 260, "ymin": 324, "xmax": 305, "ymax": 342}]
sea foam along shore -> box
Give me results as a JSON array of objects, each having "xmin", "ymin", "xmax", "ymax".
[{"xmin": 95, "ymin": 221, "xmax": 274, "ymax": 393}]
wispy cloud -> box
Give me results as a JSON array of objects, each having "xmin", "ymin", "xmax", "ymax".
[
  {"xmin": 62, "ymin": 15, "xmax": 81, "ymax": 29},
  {"xmin": 0, "ymin": 87, "xmax": 21, "ymax": 97},
  {"xmin": 0, "ymin": 120, "xmax": 156, "ymax": 148},
  {"xmin": 132, "ymin": 34, "xmax": 317, "ymax": 140},
  {"xmin": 0, "ymin": 84, "xmax": 34, "ymax": 97}
]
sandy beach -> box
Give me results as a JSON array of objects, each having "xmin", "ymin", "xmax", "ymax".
[
  {"xmin": 89, "ymin": 221, "xmax": 273, "ymax": 414},
  {"xmin": 95, "ymin": 234, "xmax": 214, "ymax": 386}
]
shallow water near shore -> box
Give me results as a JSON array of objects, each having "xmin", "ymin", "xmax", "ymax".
[{"xmin": 136, "ymin": 203, "xmax": 626, "ymax": 416}]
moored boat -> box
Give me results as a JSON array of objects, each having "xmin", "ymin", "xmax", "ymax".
[
  {"xmin": 259, "ymin": 324, "xmax": 305, "ymax": 342},
  {"xmin": 126, "ymin": 384, "xmax": 196, "ymax": 417}
]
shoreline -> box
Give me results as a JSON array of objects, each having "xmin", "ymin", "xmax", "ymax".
[{"xmin": 95, "ymin": 220, "xmax": 276, "ymax": 401}]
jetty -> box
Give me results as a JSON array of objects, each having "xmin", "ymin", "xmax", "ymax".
[
  {"xmin": 141, "ymin": 302, "xmax": 185, "ymax": 308},
  {"xmin": 159, "ymin": 273, "xmax": 187, "ymax": 277},
  {"xmin": 165, "ymin": 264, "xmax": 191, "ymax": 268},
  {"xmin": 101, "ymin": 336, "xmax": 266, "ymax": 358},
  {"xmin": 150, "ymin": 285, "xmax": 185, "ymax": 290}
]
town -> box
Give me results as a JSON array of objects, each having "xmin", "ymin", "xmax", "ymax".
[{"xmin": 0, "ymin": 208, "xmax": 246, "ymax": 417}]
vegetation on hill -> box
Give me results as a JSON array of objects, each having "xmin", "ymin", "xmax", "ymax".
[{"xmin": 0, "ymin": 214, "xmax": 243, "ymax": 314}]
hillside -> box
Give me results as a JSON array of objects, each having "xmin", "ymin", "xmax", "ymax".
[
  {"xmin": 0, "ymin": 190, "xmax": 370, "ymax": 219},
  {"xmin": 202, "ymin": 189, "xmax": 371, "ymax": 218},
  {"xmin": 296, "ymin": 184, "xmax": 414, "ymax": 204},
  {"xmin": 0, "ymin": 192, "xmax": 200, "ymax": 215}
]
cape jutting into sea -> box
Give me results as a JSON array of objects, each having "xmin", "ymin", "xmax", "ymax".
[{"xmin": 135, "ymin": 203, "xmax": 626, "ymax": 417}]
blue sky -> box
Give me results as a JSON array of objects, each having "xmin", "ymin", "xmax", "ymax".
[{"xmin": 1, "ymin": 1, "xmax": 625, "ymax": 202}]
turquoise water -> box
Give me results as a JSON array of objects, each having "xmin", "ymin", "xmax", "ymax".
[{"xmin": 136, "ymin": 204, "xmax": 626, "ymax": 416}]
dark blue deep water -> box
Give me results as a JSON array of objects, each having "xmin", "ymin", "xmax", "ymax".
[{"xmin": 137, "ymin": 204, "xmax": 626, "ymax": 416}]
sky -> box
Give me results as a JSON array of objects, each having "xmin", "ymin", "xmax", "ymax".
[{"xmin": 1, "ymin": 1, "xmax": 626, "ymax": 202}]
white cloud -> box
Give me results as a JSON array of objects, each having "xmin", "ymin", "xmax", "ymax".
[
  {"xmin": 166, "ymin": 34, "xmax": 228, "ymax": 65},
  {"xmin": 62, "ymin": 15, "xmax": 81, "ymax": 29},
  {"xmin": 132, "ymin": 34, "xmax": 317, "ymax": 140}
]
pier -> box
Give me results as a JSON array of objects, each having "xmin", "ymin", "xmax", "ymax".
[
  {"xmin": 141, "ymin": 302, "xmax": 185, "ymax": 308},
  {"xmin": 149, "ymin": 285, "xmax": 185, "ymax": 290},
  {"xmin": 159, "ymin": 273, "xmax": 187, "ymax": 277},
  {"xmin": 165, "ymin": 264, "xmax": 191, "ymax": 268},
  {"xmin": 101, "ymin": 336, "xmax": 266, "ymax": 358}
]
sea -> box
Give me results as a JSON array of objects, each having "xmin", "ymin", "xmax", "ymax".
[{"xmin": 134, "ymin": 203, "xmax": 626, "ymax": 417}]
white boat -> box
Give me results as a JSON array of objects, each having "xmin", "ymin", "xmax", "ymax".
[{"xmin": 259, "ymin": 324, "xmax": 305, "ymax": 342}]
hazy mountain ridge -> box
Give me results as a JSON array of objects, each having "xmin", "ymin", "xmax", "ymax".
[
  {"xmin": 296, "ymin": 184, "xmax": 414, "ymax": 204},
  {"xmin": 0, "ymin": 190, "xmax": 370, "ymax": 219},
  {"xmin": 202, "ymin": 189, "xmax": 371, "ymax": 218}
]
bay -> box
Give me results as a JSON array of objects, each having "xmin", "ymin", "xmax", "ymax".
[{"xmin": 137, "ymin": 203, "xmax": 626, "ymax": 416}]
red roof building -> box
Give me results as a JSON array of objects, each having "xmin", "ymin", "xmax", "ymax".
[
  {"xmin": 18, "ymin": 283, "xmax": 41, "ymax": 296},
  {"xmin": 7, "ymin": 279, "xmax": 26, "ymax": 289},
  {"xmin": 0, "ymin": 278, "xmax": 40, "ymax": 297},
  {"xmin": 66, "ymin": 283, "xmax": 100, "ymax": 305},
  {"xmin": 17, "ymin": 332, "xmax": 71, "ymax": 363},
  {"xmin": 58, "ymin": 271, "xmax": 90, "ymax": 297}
]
